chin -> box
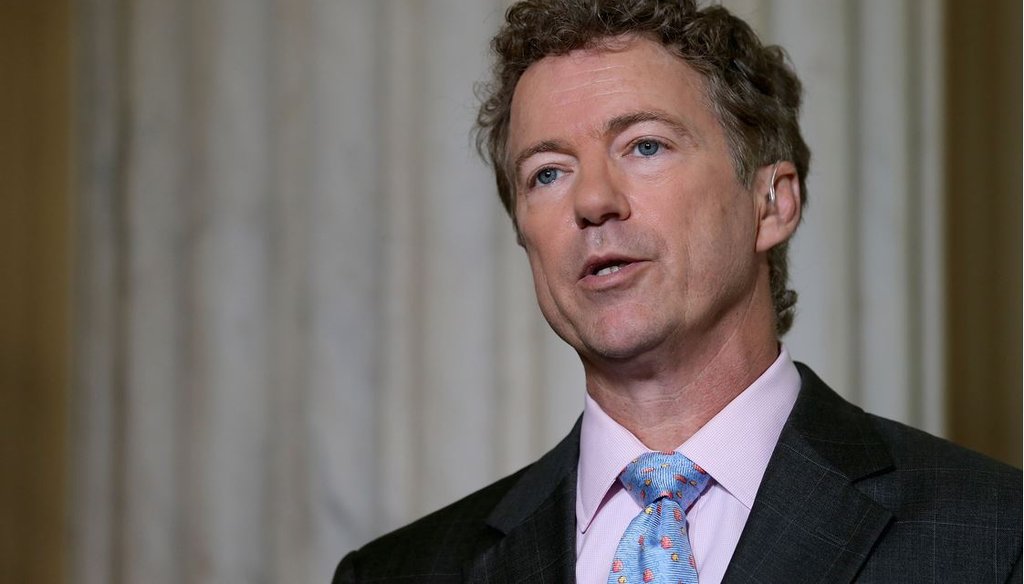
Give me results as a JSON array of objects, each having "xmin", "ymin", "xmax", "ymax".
[{"xmin": 577, "ymin": 316, "xmax": 668, "ymax": 362}]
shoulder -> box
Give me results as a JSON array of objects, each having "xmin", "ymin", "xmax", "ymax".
[
  {"xmin": 868, "ymin": 412, "xmax": 1019, "ymax": 478},
  {"xmin": 864, "ymin": 412, "xmax": 1021, "ymax": 517},
  {"xmin": 333, "ymin": 417, "xmax": 582, "ymax": 583},
  {"xmin": 789, "ymin": 363, "xmax": 1021, "ymax": 579},
  {"xmin": 794, "ymin": 362, "xmax": 1019, "ymax": 492},
  {"xmin": 332, "ymin": 466, "xmax": 529, "ymax": 583},
  {"xmin": 859, "ymin": 415, "xmax": 1022, "ymax": 580}
]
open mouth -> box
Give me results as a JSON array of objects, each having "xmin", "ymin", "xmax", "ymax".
[
  {"xmin": 581, "ymin": 256, "xmax": 641, "ymax": 280},
  {"xmin": 592, "ymin": 260, "xmax": 630, "ymax": 277}
]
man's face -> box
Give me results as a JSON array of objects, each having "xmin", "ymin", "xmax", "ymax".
[{"xmin": 508, "ymin": 37, "xmax": 764, "ymax": 364}]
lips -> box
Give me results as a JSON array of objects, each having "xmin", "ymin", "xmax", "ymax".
[{"xmin": 579, "ymin": 254, "xmax": 643, "ymax": 280}]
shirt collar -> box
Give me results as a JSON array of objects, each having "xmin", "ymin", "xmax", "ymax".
[{"xmin": 576, "ymin": 345, "xmax": 801, "ymax": 532}]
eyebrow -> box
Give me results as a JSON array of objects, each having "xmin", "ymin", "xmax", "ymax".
[
  {"xmin": 512, "ymin": 139, "xmax": 572, "ymax": 182},
  {"xmin": 604, "ymin": 110, "xmax": 694, "ymax": 140},
  {"xmin": 511, "ymin": 109, "xmax": 695, "ymax": 181}
]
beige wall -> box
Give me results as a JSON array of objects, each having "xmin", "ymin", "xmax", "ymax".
[
  {"xmin": 945, "ymin": 0, "xmax": 1023, "ymax": 467},
  {"xmin": 0, "ymin": 2, "xmax": 71, "ymax": 584}
]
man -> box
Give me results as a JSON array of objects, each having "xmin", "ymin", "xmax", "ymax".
[{"xmin": 334, "ymin": 1, "xmax": 1021, "ymax": 582}]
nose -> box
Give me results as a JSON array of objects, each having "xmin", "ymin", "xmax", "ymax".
[{"xmin": 573, "ymin": 161, "xmax": 631, "ymax": 228}]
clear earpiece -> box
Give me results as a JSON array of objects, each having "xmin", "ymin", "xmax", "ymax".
[{"xmin": 767, "ymin": 162, "xmax": 780, "ymax": 205}]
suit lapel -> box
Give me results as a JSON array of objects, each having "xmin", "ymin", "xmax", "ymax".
[
  {"xmin": 723, "ymin": 364, "xmax": 895, "ymax": 584},
  {"xmin": 464, "ymin": 419, "xmax": 580, "ymax": 583},
  {"xmin": 463, "ymin": 365, "xmax": 897, "ymax": 583}
]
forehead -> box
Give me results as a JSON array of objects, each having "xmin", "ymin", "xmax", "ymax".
[{"xmin": 508, "ymin": 37, "xmax": 717, "ymax": 152}]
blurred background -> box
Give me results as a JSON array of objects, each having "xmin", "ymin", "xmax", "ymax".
[{"xmin": 2, "ymin": 0, "xmax": 1020, "ymax": 583}]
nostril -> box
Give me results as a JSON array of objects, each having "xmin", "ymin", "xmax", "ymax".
[
  {"xmin": 573, "ymin": 180, "xmax": 631, "ymax": 227},
  {"xmin": 578, "ymin": 211, "xmax": 627, "ymax": 229}
]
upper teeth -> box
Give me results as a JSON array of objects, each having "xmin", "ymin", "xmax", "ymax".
[{"xmin": 596, "ymin": 264, "xmax": 623, "ymax": 277}]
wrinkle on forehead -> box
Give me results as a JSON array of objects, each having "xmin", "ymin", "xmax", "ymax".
[
  {"xmin": 521, "ymin": 41, "xmax": 702, "ymax": 106},
  {"xmin": 552, "ymin": 88, "xmax": 632, "ymax": 109},
  {"xmin": 550, "ymin": 71, "xmax": 624, "ymax": 97},
  {"xmin": 539, "ymin": 57, "xmax": 627, "ymax": 94},
  {"xmin": 509, "ymin": 37, "xmax": 720, "ymax": 156}
]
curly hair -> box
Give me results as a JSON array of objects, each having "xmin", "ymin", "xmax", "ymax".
[{"xmin": 475, "ymin": 0, "xmax": 810, "ymax": 336}]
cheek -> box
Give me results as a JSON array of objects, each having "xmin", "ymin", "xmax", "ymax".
[
  {"xmin": 526, "ymin": 249, "xmax": 550, "ymax": 294},
  {"xmin": 522, "ymin": 235, "xmax": 560, "ymax": 302},
  {"xmin": 656, "ymin": 194, "xmax": 751, "ymax": 280},
  {"xmin": 699, "ymin": 200, "xmax": 758, "ymax": 284},
  {"xmin": 524, "ymin": 245, "xmax": 573, "ymax": 335},
  {"xmin": 519, "ymin": 207, "xmax": 575, "ymax": 282}
]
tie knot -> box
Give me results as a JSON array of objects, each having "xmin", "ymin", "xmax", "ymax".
[{"xmin": 618, "ymin": 452, "xmax": 710, "ymax": 509}]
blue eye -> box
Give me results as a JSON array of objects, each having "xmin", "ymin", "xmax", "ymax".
[
  {"xmin": 535, "ymin": 168, "xmax": 560, "ymax": 185},
  {"xmin": 635, "ymin": 140, "xmax": 661, "ymax": 156}
]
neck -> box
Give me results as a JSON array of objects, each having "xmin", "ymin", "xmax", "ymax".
[{"xmin": 582, "ymin": 299, "xmax": 779, "ymax": 452}]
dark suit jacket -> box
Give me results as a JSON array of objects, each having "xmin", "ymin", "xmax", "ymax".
[{"xmin": 334, "ymin": 364, "xmax": 1022, "ymax": 583}]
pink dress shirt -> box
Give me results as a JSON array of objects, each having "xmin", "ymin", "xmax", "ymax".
[{"xmin": 575, "ymin": 345, "xmax": 801, "ymax": 584}]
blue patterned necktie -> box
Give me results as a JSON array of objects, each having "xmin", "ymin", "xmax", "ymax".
[{"xmin": 607, "ymin": 452, "xmax": 711, "ymax": 584}]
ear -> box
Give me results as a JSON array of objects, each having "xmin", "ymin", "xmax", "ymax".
[{"xmin": 754, "ymin": 161, "xmax": 801, "ymax": 253}]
